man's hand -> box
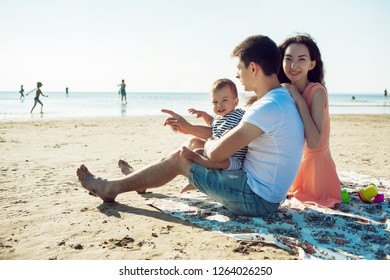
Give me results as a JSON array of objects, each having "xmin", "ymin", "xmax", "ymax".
[{"xmin": 161, "ymin": 109, "xmax": 191, "ymax": 134}]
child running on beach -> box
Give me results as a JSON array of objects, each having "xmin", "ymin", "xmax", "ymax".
[
  {"xmin": 26, "ymin": 82, "xmax": 48, "ymax": 114},
  {"xmin": 165, "ymin": 78, "xmax": 247, "ymax": 192},
  {"xmin": 278, "ymin": 34, "xmax": 341, "ymax": 207}
]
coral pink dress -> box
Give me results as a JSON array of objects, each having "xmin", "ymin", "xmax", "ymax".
[{"xmin": 288, "ymin": 83, "xmax": 341, "ymax": 207}]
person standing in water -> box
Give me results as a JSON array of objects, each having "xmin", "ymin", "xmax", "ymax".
[
  {"xmin": 66, "ymin": 86, "xmax": 69, "ymax": 96},
  {"xmin": 118, "ymin": 79, "xmax": 127, "ymax": 104},
  {"xmin": 26, "ymin": 82, "xmax": 48, "ymax": 114},
  {"xmin": 19, "ymin": 85, "xmax": 25, "ymax": 100}
]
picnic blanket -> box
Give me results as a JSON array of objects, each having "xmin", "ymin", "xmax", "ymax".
[{"xmin": 147, "ymin": 171, "xmax": 389, "ymax": 260}]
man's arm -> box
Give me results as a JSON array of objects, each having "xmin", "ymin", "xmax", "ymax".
[{"xmin": 204, "ymin": 121, "xmax": 263, "ymax": 161}]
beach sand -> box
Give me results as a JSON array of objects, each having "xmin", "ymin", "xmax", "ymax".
[{"xmin": 1, "ymin": 114, "xmax": 389, "ymax": 260}]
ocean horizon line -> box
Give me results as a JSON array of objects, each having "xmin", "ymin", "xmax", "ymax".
[
  {"xmin": 1, "ymin": 91, "xmax": 389, "ymax": 120},
  {"xmin": 0, "ymin": 90, "xmax": 387, "ymax": 95}
]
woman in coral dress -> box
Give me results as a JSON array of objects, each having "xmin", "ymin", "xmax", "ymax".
[{"xmin": 278, "ymin": 34, "xmax": 341, "ymax": 207}]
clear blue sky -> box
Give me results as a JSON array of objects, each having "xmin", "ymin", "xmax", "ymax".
[{"xmin": 1, "ymin": 0, "xmax": 389, "ymax": 93}]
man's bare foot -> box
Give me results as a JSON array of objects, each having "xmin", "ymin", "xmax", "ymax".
[
  {"xmin": 77, "ymin": 164, "xmax": 116, "ymax": 202},
  {"xmin": 118, "ymin": 159, "xmax": 147, "ymax": 194},
  {"xmin": 180, "ymin": 184, "xmax": 197, "ymax": 193}
]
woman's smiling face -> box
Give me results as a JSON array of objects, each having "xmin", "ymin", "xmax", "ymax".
[{"xmin": 283, "ymin": 43, "xmax": 316, "ymax": 84}]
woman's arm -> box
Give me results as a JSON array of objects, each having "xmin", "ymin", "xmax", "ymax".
[{"xmin": 288, "ymin": 84, "xmax": 325, "ymax": 149}]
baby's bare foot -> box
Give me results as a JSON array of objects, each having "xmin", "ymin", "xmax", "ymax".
[
  {"xmin": 118, "ymin": 160, "xmax": 147, "ymax": 194},
  {"xmin": 180, "ymin": 146, "xmax": 196, "ymax": 160},
  {"xmin": 77, "ymin": 164, "xmax": 116, "ymax": 202},
  {"xmin": 118, "ymin": 159, "xmax": 133, "ymax": 175}
]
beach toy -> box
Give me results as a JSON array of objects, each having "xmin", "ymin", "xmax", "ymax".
[
  {"xmin": 373, "ymin": 194, "xmax": 385, "ymax": 203},
  {"xmin": 357, "ymin": 184, "xmax": 378, "ymax": 203},
  {"xmin": 341, "ymin": 189, "xmax": 350, "ymax": 203}
]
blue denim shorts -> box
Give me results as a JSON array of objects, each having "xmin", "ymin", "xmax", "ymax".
[{"xmin": 188, "ymin": 163, "xmax": 280, "ymax": 217}]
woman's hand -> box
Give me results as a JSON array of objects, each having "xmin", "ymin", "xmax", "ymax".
[{"xmin": 281, "ymin": 83, "xmax": 302, "ymax": 104}]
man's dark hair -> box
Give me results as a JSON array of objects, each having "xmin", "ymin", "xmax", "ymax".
[{"xmin": 232, "ymin": 35, "xmax": 281, "ymax": 76}]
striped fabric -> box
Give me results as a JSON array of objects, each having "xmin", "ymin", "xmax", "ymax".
[{"xmin": 211, "ymin": 108, "xmax": 248, "ymax": 162}]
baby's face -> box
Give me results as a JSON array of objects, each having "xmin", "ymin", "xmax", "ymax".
[{"xmin": 211, "ymin": 86, "xmax": 238, "ymax": 117}]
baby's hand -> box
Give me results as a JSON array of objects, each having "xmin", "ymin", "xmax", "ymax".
[{"xmin": 188, "ymin": 108, "xmax": 204, "ymax": 118}]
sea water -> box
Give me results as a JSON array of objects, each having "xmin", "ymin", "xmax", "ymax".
[
  {"xmin": 0, "ymin": 91, "xmax": 389, "ymax": 120},
  {"xmin": 329, "ymin": 93, "xmax": 390, "ymax": 114},
  {"xmin": 0, "ymin": 91, "xmax": 211, "ymax": 120}
]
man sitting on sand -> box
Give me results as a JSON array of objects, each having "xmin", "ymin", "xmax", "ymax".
[{"xmin": 77, "ymin": 35, "xmax": 304, "ymax": 217}]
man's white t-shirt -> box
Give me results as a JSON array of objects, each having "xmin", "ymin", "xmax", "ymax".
[{"xmin": 242, "ymin": 87, "xmax": 304, "ymax": 203}]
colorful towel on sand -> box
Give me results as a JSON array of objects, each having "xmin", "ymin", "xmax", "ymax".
[{"xmin": 147, "ymin": 171, "xmax": 389, "ymax": 260}]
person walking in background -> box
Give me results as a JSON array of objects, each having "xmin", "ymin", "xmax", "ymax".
[
  {"xmin": 118, "ymin": 79, "xmax": 127, "ymax": 104},
  {"xmin": 385, "ymin": 89, "xmax": 388, "ymax": 97},
  {"xmin": 66, "ymin": 86, "xmax": 69, "ymax": 96},
  {"xmin": 278, "ymin": 33, "xmax": 341, "ymax": 208},
  {"xmin": 19, "ymin": 85, "xmax": 25, "ymax": 100},
  {"xmin": 26, "ymin": 82, "xmax": 48, "ymax": 114}
]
